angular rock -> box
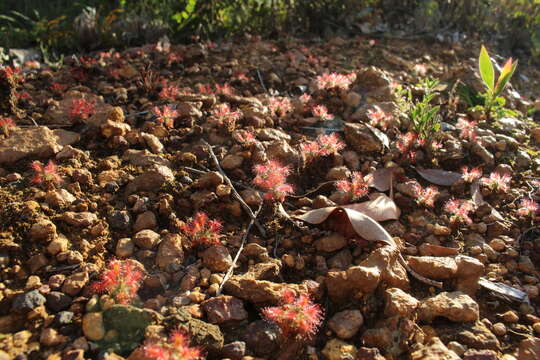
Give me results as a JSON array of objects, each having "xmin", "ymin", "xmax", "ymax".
[
  {"xmin": 133, "ymin": 211, "xmax": 157, "ymax": 232},
  {"xmin": 517, "ymin": 337, "xmax": 540, "ymax": 360},
  {"xmin": 126, "ymin": 165, "xmax": 174, "ymax": 195},
  {"xmin": 384, "ymin": 287, "xmax": 419, "ymax": 318},
  {"xmin": 63, "ymin": 212, "xmax": 98, "ymax": 227},
  {"xmin": 82, "ymin": 312, "xmax": 106, "ymax": 341},
  {"xmin": 12, "ymin": 290, "xmax": 46, "ymax": 313},
  {"xmin": 201, "ymin": 296, "xmax": 248, "ymax": 324},
  {"xmin": 156, "ymin": 234, "xmax": 184, "ymax": 272},
  {"xmin": 123, "ymin": 149, "xmax": 171, "ymax": 167},
  {"xmin": 0, "ymin": 126, "xmax": 79, "ymax": 164},
  {"xmin": 328, "ymin": 310, "xmax": 363, "ymax": 339},
  {"xmin": 411, "ymin": 337, "xmax": 460, "ymax": 360},
  {"xmin": 133, "ymin": 229, "xmax": 161, "ymax": 249},
  {"xmin": 200, "ymin": 245, "xmax": 232, "ymax": 272},
  {"xmin": 344, "ymin": 123, "xmax": 382, "ymax": 153},
  {"xmin": 61, "ymin": 272, "xmax": 89, "ymax": 296},
  {"xmin": 407, "ymin": 256, "xmax": 458, "ymax": 280},
  {"xmin": 418, "ymin": 291, "xmax": 479, "ymax": 323},
  {"xmin": 322, "ymin": 338, "xmax": 358, "ymax": 360},
  {"xmin": 46, "ymin": 291, "xmax": 72, "ymax": 312},
  {"xmin": 314, "ymin": 233, "xmax": 347, "ymax": 253},
  {"xmin": 28, "ymin": 219, "xmax": 57, "ymax": 242},
  {"xmin": 244, "ymin": 320, "xmax": 281, "ymax": 357}
]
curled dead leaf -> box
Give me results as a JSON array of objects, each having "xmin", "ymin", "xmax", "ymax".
[
  {"xmin": 367, "ymin": 166, "xmax": 398, "ymax": 192},
  {"xmin": 416, "ymin": 167, "xmax": 462, "ymax": 186},
  {"xmin": 343, "ymin": 193, "xmax": 400, "ymax": 221}
]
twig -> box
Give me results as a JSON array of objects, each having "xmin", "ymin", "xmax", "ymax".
[
  {"xmin": 256, "ymin": 69, "xmax": 268, "ymax": 94},
  {"xmin": 202, "ymin": 140, "xmax": 266, "ymax": 237},
  {"xmin": 217, "ymin": 204, "xmax": 263, "ymax": 296}
]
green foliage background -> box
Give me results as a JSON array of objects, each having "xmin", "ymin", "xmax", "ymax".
[{"xmin": 0, "ymin": 0, "xmax": 539, "ymax": 58}]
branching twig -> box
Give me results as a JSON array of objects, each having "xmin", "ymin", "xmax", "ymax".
[
  {"xmin": 217, "ymin": 204, "xmax": 263, "ymax": 296},
  {"xmin": 202, "ymin": 140, "xmax": 266, "ymax": 237},
  {"xmin": 256, "ymin": 69, "xmax": 268, "ymax": 94}
]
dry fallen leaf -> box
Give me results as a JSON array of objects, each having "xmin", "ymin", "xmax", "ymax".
[
  {"xmin": 471, "ymin": 181, "xmax": 484, "ymax": 206},
  {"xmin": 344, "ymin": 193, "xmax": 400, "ymax": 221},
  {"xmin": 294, "ymin": 206, "xmax": 396, "ymax": 246},
  {"xmin": 367, "ymin": 166, "xmax": 398, "ymax": 192},
  {"xmin": 416, "ymin": 167, "xmax": 462, "ymax": 186}
]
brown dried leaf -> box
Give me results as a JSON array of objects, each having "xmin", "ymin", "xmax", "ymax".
[
  {"xmin": 471, "ymin": 181, "xmax": 484, "ymax": 206},
  {"xmin": 368, "ymin": 166, "xmax": 397, "ymax": 192},
  {"xmin": 294, "ymin": 206, "xmax": 395, "ymax": 246},
  {"xmin": 365, "ymin": 123, "xmax": 390, "ymax": 148},
  {"xmin": 416, "ymin": 167, "xmax": 462, "ymax": 186},
  {"xmin": 344, "ymin": 193, "xmax": 400, "ymax": 221}
]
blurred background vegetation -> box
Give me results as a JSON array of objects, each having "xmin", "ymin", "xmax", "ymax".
[{"xmin": 0, "ymin": 0, "xmax": 539, "ymax": 60}]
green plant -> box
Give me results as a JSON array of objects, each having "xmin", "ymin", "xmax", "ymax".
[
  {"xmin": 397, "ymin": 78, "xmax": 441, "ymax": 141},
  {"xmin": 477, "ymin": 45, "xmax": 518, "ymax": 120}
]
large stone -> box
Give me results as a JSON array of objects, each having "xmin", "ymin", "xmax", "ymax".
[
  {"xmin": 133, "ymin": 229, "xmax": 161, "ymax": 249},
  {"xmin": 0, "ymin": 126, "xmax": 79, "ymax": 164},
  {"xmin": 384, "ymin": 287, "xmax": 419, "ymax": 318},
  {"xmin": 344, "ymin": 122, "xmax": 383, "ymax": 153},
  {"xmin": 411, "ymin": 337, "xmax": 460, "ymax": 360},
  {"xmin": 45, "ymin": 91, "xmax": 104, "ymax": 125},
  {"xmin": 11, "ymin": 290, "xmax": 46, "ymax": 313},
  {"xmin": 418, "ymin": 291, "xmax": 479, "ymax": 323},
  {"xmin": 61, "ymin": 272, "xmax": 89, "ymax": 296},
  {"xmin": 123, "ymin": 149, "xmax": 171, "ymax": 167},
  {"xmin": 328, "ymin": 310, "xmax": 363, "ymax": 339},
  {"xmin": 201, "ymin": 296, "xmax": 248, "ymax": 324},
  {"xmin": 62, "ymin": 212, "xmax": 98, "ymax": 227},
  {"xmin": 321, "ymin": 338, "xmax": 357, "ymax": 360},
  {"xmin": 201, "ymin": 245, "xmax": 232, "ymax": 272},
  {"xmin": 314, "ymin": 233, "xmax": 347, "ymax": 253},
  {"xmin": 156, "ymin": 234, "xmax": 184, "ymax": 272},
  {"xmin": 407, "ymin": 256, "xmax": 458, "ymax": 280},
  {"xmin": 28, "ymin": 219, "xmax": 57, "ymax": 241},
  {"xmin": 82, "ymin": 312, "xmax": 105, "ymax": 341},
  {"xmin": 126, "ymin": 165, "xmax": 174, "ymax": 195}
]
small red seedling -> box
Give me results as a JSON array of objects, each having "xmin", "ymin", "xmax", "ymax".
[
  {"xmin": 412, "ymin": 182, "xmax": 439, "ymax": 207},
  {"xmin": 0, "ymin": 117, "xmax": 16, "ymax": 136},
  {"xmin": 210, "ymin": 103, "xmax": 242, "ymax": 128},
  {"xmin": 311, "ymin": 105, "xmax": 333, "ymax": 121},
  {"xmin": 367, "ymin": 105, "xmax": 392, "ymax": 130},
  {"xmin": 262, "ymin": 289, "xmax": 323, "ymax": 340},
  {"xmin": 153, "ymin": 105, "xmax": 178, "ymax": 128},
  {"xmin": 301, "ymin": 133, "xmax": 345, "ymax": 162},
  {"xmin": 181, "ymin": 212, "xmax": 222, "ymax": 248},
  {"xmin": 517, "ymin": 198, "xmax": 539, "ymax": 217},
  {"xmin": 252, "ymin": 160, "xmax": 294, "ymax": 202},
  {"xmin": 268, "ymin": 97, "xmax": 293, "ymax": 118},
  {"xmin": 444, "ymin": 199, "xmax": 474, "ymax": 225},
  {"xmin": 456, "ymin": 117, "xmax": 478, "ymax": 141},
  {"xmin": 315, "ymin": 72, "xmax": 356, "ymax": 91},
  {"xmin": 233, "ymin": 130, "xmax": 259, "ymax": 146},
  {"xmin": 143, "ymin": 330, "xmax": 202, "ymax": 360},
  {"xmin": 69, "ymin": 98, "xmax": 95, "ymax": 121},
  {"xmin": 336, "ymin": 172, "xmax": 369, "ymax": 202},
  {"xmin": 461, "ymin": 166, "xmax": 482, "ymax": 183},
  {"xmin": 159, "ymin": 83, "xmax": 180, "ymax": 100},
  {"xmin": 31, "ymin": 160, "xmax": 62, "ymax": 185},
  {"xmin": 481, "ymin": 171, "xmax": 511, "ymax": 193},
  {"xmin": 91, "ymin": 260, "xmax": 143, "ymax": 305}
]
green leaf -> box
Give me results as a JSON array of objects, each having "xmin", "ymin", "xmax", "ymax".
[
  {"xmin": 479, "ymin": 45, "xmax": 495, "ymax": 91},
  {"xmin": 494, "ymin": 58, "xmax": 518, "ymax": 96}
]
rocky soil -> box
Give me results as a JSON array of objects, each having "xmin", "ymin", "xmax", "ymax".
[{"xmin": 0, "ymin": 34, "xmax": 540, "ymax": 360}]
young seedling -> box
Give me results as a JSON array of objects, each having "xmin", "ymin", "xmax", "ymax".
[
  {"xmin": 336, "ymin": 172, "xmax": 369, "ymax": 202},
  {"xmin": 300, "ymin": 133, "xmax": 345, "ymax": 162},
  {"xmin": 478, "ymin": 45, "xmax": 518, "ymax": 121},
  {"xmin": 152, "ymin": 105, "xmax": 178, "ymax": 128},
  {"xmin": 69, "ymin": 98, "xmax": 95, "ymax": 122},
  {"xmin": 261, "ymin": 289, "xmax": 323, "ymax": 340},
  {"xmin": 481, "ymin": 171, "xmax": 511, "ymax": 193},
  {"xmin": 0, "ymin": 117, "xmax": 16, "ymax": 136},
  {"xmin": 91, "ymin": 260, "xmax": 143, "ymax": 305},
  {"xmin": 412, "ymin": 182, "xmax": 439, "ymax": 207},
  {"xmin": 31, "ymin": 160, "xmax": 63, "ymax": 186},
  {"xmin": 252, "ymin": 160, "xmax": 294, "ymax": 202},
  {"xmin": 444, "ymin": 199, "xmax": 474, "ymax": 225},
  {"xmin": 181, "ymin": 212, "xmax": 222, "ymax": 248},
  {"xmin": 517, "ymin": 198, "xmax": 539, "ymax": 217},
  {"xmin": 143, "ymin": 329, "xmax": 202, "ymax": 360}
]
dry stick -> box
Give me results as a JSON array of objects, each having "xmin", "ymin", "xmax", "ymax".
[
  {"xmin": 202, "ymin": 140, "xmax": 266, "ymax": 237},
  {"xmin": 217, "ymin": 204, "xmax": 263, "ymax": 296}
]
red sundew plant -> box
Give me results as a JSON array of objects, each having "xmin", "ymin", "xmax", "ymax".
[
  {"xmin": 252, "ymin": 160, "xmax": 294, "ymax": 202},
  {"xmin": 153, "ymin": 105, "xmax": 179, "ymax": 128},
  {"xmin": 210, "ymin": 103, "xmax": 242, "ymax": 128},
  {"xmin": 461, "ymin": 166, "xmax": 482, "ymax": 183},
  {"xmin": 444, "ymin": 199, "xmax": 474, "ymax": 225},
  {"xmin": 15, "ymin": 91, "xmax": 31, "ymax": 101},
  {"xmin": 517, "ymin": 198, "xmax": 539, "ymax": 217},
  {"xmin": 181, "ymin": 212, "xmax": 222, "ymax": 248},
  {"xmin": 232, "ymin": 72, "xmax": 251, "ymax": 83},
  {"xmin": 0, "ymin": 117, "xmax": 16, "ymax": 136},
  {"xmin": 69, "ymin": 98, "xmax": 95, "ymax": 121},
  {"xmin": 367, "ymin": 105, "xmax": 393, "ymax": 130},
  {"xmin": 196, "ymin": 84, "xmax": 214, "ymax": 95},
  {"xmin": 50, "ymin": 82, "xmax": 68, "ymax": 94},
  {"xmin": 31, "ymin": 160, "xmax": 62, "ymax": 185},
  {"xmin": 233, "ymin": 130, "xmax": 259, "ymax": 146},
  {"xmin": 91, "ymin": 260, "xmax": 144, "ymax": 305},
  {"xmin": 268, "ymin": 97, "xmax": 293, "ymax": 118},
  {"xmin": 336, "ymin": 172, "xmax": 369, "ymax": 202},
  {"xmin": 261, "ymin": 289, "xmax": 323, "ymax": 340},
  {"xmin": 159, "ymin": 84, "xmax": 180, "ymax": 100},
  {"xmin": 215, "ymin": 83, "xmax": 234, "ymax": 95},
  {"xmin": 1, "ymin": 65, "xmax": 23, "ymax": 83},
  {"xmin": 301, "ymin": 133, "xmax": 345, "ymax": 162},
  {"xmin": 315, "ymin": 72, "xmax": 356, "ymax": 91},
  {"xmin": 481, "ymin": 172, "xmax": 511, "ymax": 193},
  {"xmin": 395, "ymin": 131, "xmax": 421, "ymax": 162},
  {"xmin": 456, "ymin": 117, "xmax": 478, "ymax": 141},
  {"xmin": 166, "ymin": 53, "xmax": 183, "ymax": 67},
  {"xmin": 143, "ymin": 330, "xmax": 202, "ymax": 360},
  {"xmin": 311, "ymin": 105, "xmax": 333, "ymax": 121},
  {"xmin": 412, "ymin": 183, "xmax": 439, "ymax": 207}
]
